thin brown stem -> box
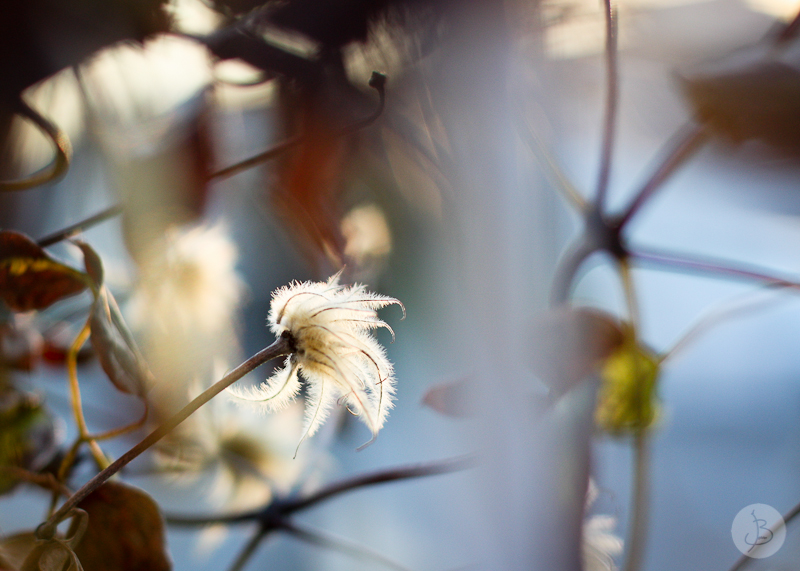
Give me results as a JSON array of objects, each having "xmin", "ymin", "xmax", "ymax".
[
  {"xmin": 36, "ymin": 205, "xmax": 123, "ymax": 248},
  {"xmin": 618, "ymin": 124, "xmax": 707, "ymax": 227},
  {"xmin": 284, "ymin": 454, "xmax": 474, "ymax": 514},
  {"xmin": 283, "ymin": 520, "xmax": 414, "ymax": 571},
  {"xmin": 165, "ymin": 454, "xmax": 476, "ymax": 526},
  {"xmin": 86, "ymin": 400, "xmax": 149, "ymax": 442},
  {"xmin": 595, "ymin": 0, "xmax": 618, "ymax": 208},
  {"xmin": 36, "ymin": 337, "xmax": 291, "ymax": 540},
  {"xmin": 228, "ymin": 526, "xmax": 270, "ymax": 571},
  {"xmin": 0, "ymin": 467, "xmax": 72, "ymax": 497},
  {"xmin": 210, "ymin": 72, "xmax": 386, "ymax": 181}
]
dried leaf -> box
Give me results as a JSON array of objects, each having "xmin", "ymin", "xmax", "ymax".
[
  {"xmin": 682, "ymin": 60, "xmax": 800, "ymax": 148},
  {"xmin": 0, "ymin": 531, "xmax": 37, "ymax": 571},
  {"xmin": 72, "ymin": 243, "xmax": 103, "ymax": 291},
  {"xmin": 88, "ymin": 288, "xmax": 152, "ymax": 397},
  {"xmin": 422, "ymin": 378, "xmax": 476, "ymax": 418},
  {"xmin": 529, "ymin": 307, "xmax": 624, "ymax": 396},
  {"xmin": 0, "ymin": 231, "xmax": 88, "ymax": 312},
  {"xmin": 0, "ymin": 389, "xmax": 59, "ymax": 496},
  {"xmin": 73, "ymin": 482, "xmax": 171, "ymax": 571},
  {"xmin": 595, "ymin": 330, "xmax": 660, "ymax": 434},
  {"xmin": 74, "ymin": 241, "xmax": 152, "ymax": 397}
]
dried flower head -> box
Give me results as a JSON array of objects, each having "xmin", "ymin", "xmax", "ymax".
[{"xmin": 231, "ymin": 273, "xmax": 404, "ymax": 452}]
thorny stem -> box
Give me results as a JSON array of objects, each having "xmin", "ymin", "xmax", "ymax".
[
  {"xmin": 595, "ymin": 0, "xmax": 618, "ymax": 208},
  {"xmin": 36, "ymin": 336, "xmax": 291, "ymax": 540},
  {"xmin": 166, "ymin": 454, "xmax": 475, "ymax": 526},
  {"xmin": 282, "ymin": 520, "xmax": 414, "ymax": 571},
  {"xmin": 209, "ymin": 72, "xmax": 386, "ymax": 181},
  {"xmin": 0, "ymin": 99, "xmax": 72, "ymax": 192},
  {"xmin": 36, "ymin": 205, "xmax": 123, "ymax": 247},
  {"xmin": 618, "ymin": 124, "xmax": 707, "ymax": 227},
  {"xmin": 621, "ymin": 432, "xmax": 650, "ymax": 571}
]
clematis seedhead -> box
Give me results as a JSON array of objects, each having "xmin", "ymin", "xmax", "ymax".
[{"xmin": 231, "ymin": 272, "xmax": 404, "ymax": 453}]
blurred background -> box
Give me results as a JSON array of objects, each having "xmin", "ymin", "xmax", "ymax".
[{"xmin": 2, "ymin": 0, "xmax": 800, "ymax": 570}]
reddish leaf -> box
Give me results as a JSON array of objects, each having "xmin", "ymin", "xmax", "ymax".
[
  {"xmin": 422, "ymin": 378, "xmax": 476, "ymax": 418},
  {"xmin": 0, "ymin": 231, "xmax": 88, "ymax": 312},
  {"xmin": 74, "ymin": 482, "xmax": 171, "ymax": 571},
  {"xmin": 529, "ymin": 308, "xmax": 623, "ymax": 396}
]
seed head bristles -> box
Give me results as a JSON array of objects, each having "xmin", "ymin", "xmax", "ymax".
[{"xmin": 229, "ymin": 273, "xmax": 404, "ymax": 454}]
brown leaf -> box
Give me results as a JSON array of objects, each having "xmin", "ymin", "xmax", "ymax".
[
  {"xmin": 0, "ymin": 231, "xmax": 88, "ymax": 312},
  {"xmin": 529, "ymin": 307, "xmax": 624, "ymax": 395},
  {"xmin": 682, "ymin": 60, "xmax": 800, "ymax": 148},
  {"xmin": 73, "ymin": 482, "xmax": 171, "ymax": 571},
  {"xmin": 0, "ymin": 531, "xmax": 37, "ymax": 570},
  {"xmin": 422, "ymin": 378, "xmax": 476, "ymax": 418}
]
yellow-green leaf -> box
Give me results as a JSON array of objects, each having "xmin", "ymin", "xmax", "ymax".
[{"xmin": 595, "ymin": 333, "xmax": 660, "ymax": 434}]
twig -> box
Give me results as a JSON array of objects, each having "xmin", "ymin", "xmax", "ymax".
[
  {"xmin": 618, "ymin": 124, "xmax": 707, "ymax": 227},
  {"xmin": 228, "ymin": 526, "xmax": 270, "ymax": 571},
  {"xmin": 659, "ymin": 288, "xmax": 788, "ymax": 363},
  {"xmin": 36, "ymin": 336, "xmax": 291, "ymax": 540},
  {"xmin": 726, "ymin": 499, "xmax": 800, "ymax": 571},
  {"xmin": 0, "ymin": 467, "xmax": 72, "ymax": 498},
  {"xmin": 0, "ymin": 99, "xmax": 72, "ymax": 192},
  {"xmin": 283, "ymin": 520, "xmax": 414, "ymax": 571},
  {"xmin": 36, "ymin": 205, "xmax": 123, "ymax": 247},
  {"xmin": 595, "ymin": 0, "xmax": 618, "ymax": 208},
  {"xmin": 550, "ymin": 240, "xmax": 596, "ymax": 306},
  {"xmin": 619, "ymin": 257, "xmax": 639, "ymax": 329},
  {"xmin": 516, "ymin": 115, "xmax": 587, "ymax": 213},
  {"xmin": 629, "ymin": 247, "xmax": 800, "ymax": 291},
  {"xmin": 621, "ymin": 432, "xmax": 650, "ymax": 571},
  {"xmin": 282, "ymin": 454, "xmax": 474, "ymax": 514},
  {"xmin": 209, "ymin": 71, "xmax": 387, "ymax": 181},
  {"xmin": 165, "ymin": 454, "xmax": 475, "ymax": 526}
]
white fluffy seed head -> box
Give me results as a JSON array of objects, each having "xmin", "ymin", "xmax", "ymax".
[{"xmin": 231, "ymin": 273, "xmax": 404, "ymax": 451}]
